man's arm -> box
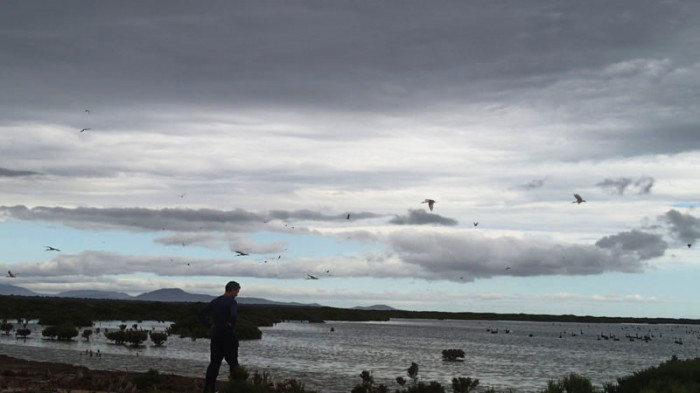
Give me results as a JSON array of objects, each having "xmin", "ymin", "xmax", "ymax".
[
  {"xmin": 197, "ymin": 302, "xmax": 212, "ymax": 329},
  {"xmin": 228, "ymin": 301, "xmax": 238, "ymax": 328}
]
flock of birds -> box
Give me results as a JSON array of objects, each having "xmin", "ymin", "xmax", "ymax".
[
  {"xmin": 4, "ymin": 193, "xmax": 596, "ymax": 281},
  {"xmin": 11, "ymin": 115, "xmax": 600, "ymax": 284}
]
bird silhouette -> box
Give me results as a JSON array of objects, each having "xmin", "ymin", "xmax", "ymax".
[
  {"xmin": 7, "ymin": 270, "xmax": 16, "ymax": 278},
  {"xmin": 572, "ymin": 194, "xmax": 586, "ymax": 204},
  {"xmin": 688, "ymin": 243, "xmax": 692, "ymax": 248},
  {"xmin": 84, "ymin": 109, "xmax": 90, "ymax": 114},
  {"xmin": 473, "ymin": 222, "xmax": 479, "ymax": 227},
  {"xmin": 421, "ymin": 199, "xmax": 436, "ymax": 211},
  {"xmin": 346, "ymin": 213, "xmax": 350, "ymax": 220},
  {"xmin": 45, "ymin": 246, "xmax": 61, "ymax": 252},
  {"xmin": 306, "ymin": 274, "xmax": 318, "ymax": 280},
  {"xmin": 235, "ymin": 250, "xmax": 249, "ymax": 256},
  {"xmin": 80, "ymin": 128, "xmax": 91, "ymax": 133}
]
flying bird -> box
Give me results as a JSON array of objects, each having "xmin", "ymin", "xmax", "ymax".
[
  {"xmin": 306, "ymin": 274, "xmax": 318, "ymax": 280},
  {"xmin": 346, "ymin": 213, "xmax": 350, "ymax": 220},
  {"xmin": 235, "ymin": 250, "xmax": 249, "ymax": 256},
  {"xmin": 473, "ymin": 222, "xmax": 479, "ymax": 227},
  {"xmin": 688, "ymin": 243, "xmax": 692, "ymax": 248},
  {"xmin": 505, "ymin": 267, "xmax": 511, "ymax": 270},
  {"xmin": 84, "ymin": 109, "xmax": 90, "ymax": 114},
  {"xmin": 45, "ymin": 246, "xmax": 61, "ymax": 252},
  {"xmin": 421, "ymin": 199, "xmax": 436, "ymax": 211},
  {"xmin": 7, "ymin": 270, "xmax": 16, "ymax": 278},
  {"xmin": 80, "ymin": 128, "xmax": 91, "ymax": 133},
  {"xmin": 572, "ymin": 194, "xmax": 586, "ymax": 204}
]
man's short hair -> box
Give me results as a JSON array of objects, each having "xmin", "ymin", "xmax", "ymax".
[{"xmin": 225, "ymin": 281, "xmax": 241, "ymax": 292}]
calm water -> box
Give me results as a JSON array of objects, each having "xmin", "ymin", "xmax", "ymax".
[{"xmin": 1, "ymin": 318, "xmax": 699, "ymax": 392}]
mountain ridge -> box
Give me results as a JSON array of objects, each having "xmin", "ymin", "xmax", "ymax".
[{"xmin": 0, "ymin": 283, "xmax": 324, "ymax": 307}]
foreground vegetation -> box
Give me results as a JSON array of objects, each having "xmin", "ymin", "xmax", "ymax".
[{"xmin": 211, "ymin": 356, "xmax": 700, "ymax": 393}]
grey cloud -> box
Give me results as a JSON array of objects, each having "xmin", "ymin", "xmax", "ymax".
[
  {"xmin": 595, "ymin": 230, "xmax": 667, "ymax": 260},
  {"xmin": 383, "ymin": 229, "xmax": 645, "ymax": 282},
  {"xmin": 519, "ymin": 178, "xmax": 546, "ymax": 190},
  {"xmin": 0, "ymin": 205, "xmax": 266, "ymax": 232},
  {"xmin": 268, "ymin": 209, "xmax": 381, "ymax": 222},
  {"xmin": 154, "ymin": 233, "xmax": 225, "ymax": 249},
  {"xmin": 0, "ymin": 205, "xmax": 380, "ymax": 233},
  {"xmin": 388, "ymin": 209, "xmax": 458, "ymax": 226},
  {"xmin": 0, "ymin": 251, "xmax": 399, "ymax": 281},
  {"xmin": 0, "ymin": 167, "xmax": 39, "ymax": 177},
  {"xmin": 661, "ymin": 209, "xmax": 700, "ymax": 244},
  {"xmin": 597, "ymin": 176, "xmax": 654, "ymax": 195}
]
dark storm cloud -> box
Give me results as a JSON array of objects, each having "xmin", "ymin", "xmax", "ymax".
[
  {"xmin": 595, "ymin": 229, "xmax": 667, "ymax": 260},
  {"xmin": 2, "ymin": 1, "xmax": 698, "ymax": 147},
  {"xmin": 661, "ymin": 209, "xmax": 700, "ymax": 244},
  {"xmin": 596, "ymin": 176, "xmax": 654, "ymax": 195},
  {"xmin": 0, "ymin": 205, "xmax": 381, "ymax": 232},
  {"xmin": 388, "ymin": 209, "xmax": 458, "ymax": 226},
  {"xmin": 0, "ymin": 167, "xmax": 39, "ymax": 177}
]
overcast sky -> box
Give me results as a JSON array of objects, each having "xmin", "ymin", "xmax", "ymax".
[{"xmin": 2, "ymin": 1, "xmax": 700, "ymax": 318}]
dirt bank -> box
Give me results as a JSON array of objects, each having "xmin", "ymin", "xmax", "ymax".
[{"xmin": 0, "ymin": 354, "xmax": 207, "ymax": 392}]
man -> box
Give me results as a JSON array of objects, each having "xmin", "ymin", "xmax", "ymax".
[{"xmin": 198, "ymin": 281, "xmax": 241, "ymax": 393}]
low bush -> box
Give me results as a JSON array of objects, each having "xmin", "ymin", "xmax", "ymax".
[
  {"xmin": 442, "ymin": 349, "xmax": 465, "ymax": 362},
  {"xmin": 604, "ymin": 356, "xmax": 700, "ymax": 393},
  {"xmin": 149, "ymin": 331, "xmax": 168, "ymax": 346},
  {"xmin": 540, "ymin": 373, "xmax": 597, "ymax": 393}
]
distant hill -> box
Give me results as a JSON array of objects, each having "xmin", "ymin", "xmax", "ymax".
[
  {"xmin": 135, "ymin": 288, "xmax": 215, "ymax": 302},
  {"xmin": 56, "ymin": 290, "xmax": 133, "ymax": 300},
  {"xmin": 0, "ymin": 283, "xmax": 324, "ymax": 307},
  {"xmin": 0, "ymin": 283, "xmax": 38, "ymax": 296},
  {"xmin": 353, "ymin": 304, "xmax": 396, "ymax": 311}
]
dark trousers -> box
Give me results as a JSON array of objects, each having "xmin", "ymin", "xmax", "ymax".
[{"xmin": 204, "ymin": 333, "xmax": 239, "ymax": 393}]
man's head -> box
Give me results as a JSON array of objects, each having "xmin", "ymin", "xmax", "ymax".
[{"xmin": 225, "ymin": 281, "xmax": 241, "ymax": 297}]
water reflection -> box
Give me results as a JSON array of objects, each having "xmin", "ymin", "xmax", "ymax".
[{"xmin": 2, "ymin": 319, "xmax": 699, "ymax": 392}]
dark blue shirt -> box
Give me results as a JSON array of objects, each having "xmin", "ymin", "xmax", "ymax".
[{"xmin": 197, "ymin": 295, "xmax": 237, "ymax": 335}]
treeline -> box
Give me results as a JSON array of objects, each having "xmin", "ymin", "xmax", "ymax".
[{"xmin": 2, "ymin": 295, "xmax": 700, "ymax": 341}]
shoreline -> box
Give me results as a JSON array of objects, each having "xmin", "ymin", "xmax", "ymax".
[{"xmin": 0, "ymin": 354, "xmax": 207, "ymax": 392}]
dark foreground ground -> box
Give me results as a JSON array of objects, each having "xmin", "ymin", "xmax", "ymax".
[{"xmin": 0, "ymin": 354, "xmax": 206, "ymax": 392}]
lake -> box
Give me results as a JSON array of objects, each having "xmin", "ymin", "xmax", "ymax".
[{"xmin": 1, "ymin": 318, "xmax": 699, "ymax": 392}]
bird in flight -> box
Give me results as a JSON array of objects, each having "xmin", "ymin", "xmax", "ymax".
[
  {"xmin": 421, "ymin": 199, "xmax": 436, "ymax": 211},
  {"xmin": 505, "ymin": 267, "xmax": 511, "ymax": 270},
  {"xmin": 346, "ymin": 213, "xmax": 350, "ymax": 220},
  {"xmin": 688, "ymin": 243, "xmax": 692, "ymax": 248},
  {"xmin": 84, "ymin": 109, "xmax": 90, "ymax": 114},
  {"xmin": 306, "ymin": 274, "xmax": 318, "ymax": 280},
  {"xmin": 572, "ymin": 194, "xmax": 586, "ymax": 204},
  {"xmin": 45, "ymin": 246, "xmax": 61, "ymax": 252},
  {"xmin": 7, "ymin": 270, "xmax": 16, "ymax": 278},
  {"xmin": 179, "ymin": 193, "xmax": 186, "ymax": 198},
  {"xmin": 473, "ymin": 222, "xmax": 479, "ymax": 227},
  {"xmin": 235, "ymin": 250, "xmax": 249, "ymax": 256},
  {"xmin": 80, "ymin": 128, "xmax": 91, "ymax": 133}
]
